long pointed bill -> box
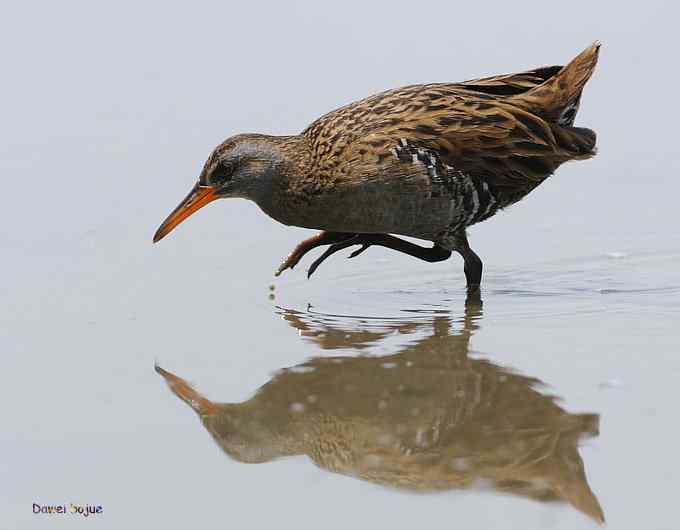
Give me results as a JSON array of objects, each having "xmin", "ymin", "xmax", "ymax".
[{"xmin": 153, "ymin": 183, "xmax": 219, "ymax": 243}]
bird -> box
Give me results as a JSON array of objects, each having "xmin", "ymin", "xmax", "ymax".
[
  {"xmin": 153, "ymin": 43, "xmax": 600, "ymax": 295},
  {"xmin": 156, "ymin": 306, "xmax": 603, "ymax": 523}
]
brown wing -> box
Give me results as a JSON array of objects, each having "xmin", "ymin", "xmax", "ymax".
[
  {"xmin": 419, "ymin": 103, "xmax": 595, "ymax": 200},
  {"xmin": 309, "ymin": 93, "xmax": 596, "ymax": 192},
  {"xmin": 303, "ymin": 44, "xmax": 598, "ymax": 190}
]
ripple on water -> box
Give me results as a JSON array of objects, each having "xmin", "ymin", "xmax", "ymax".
[{"xmin": 274, "ymin": 245, "xmax": 679, "ymax": 332}]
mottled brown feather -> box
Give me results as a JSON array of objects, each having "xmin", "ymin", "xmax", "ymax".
[{"xmin": 301, "ymin": 42, "xmax": 600, "ymax": 196}]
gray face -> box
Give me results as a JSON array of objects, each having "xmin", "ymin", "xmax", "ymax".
[
  {"xmin": 200, "ymin": 136, "xmax": 282, "ymax": 201},
  {"xmin": 151, "ymin": 134, "xmax": 290, "ymax": 244}
]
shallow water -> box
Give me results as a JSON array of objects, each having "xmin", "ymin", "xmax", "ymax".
[
  {"xmin": 5, "ymin": 226, "xmax": 678, "ymax": 528},
  {"xmin": 3, "ymin": 1, "xmax": 680, "ymax": 528}
]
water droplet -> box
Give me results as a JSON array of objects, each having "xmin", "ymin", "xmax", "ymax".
[
  {"xmin": 289, "ymin": 402, "xmax": 305, "ymax": 413},
  {"xmin": 450, "ymin": 457, "xmax": 470, "ymax": 472},
  {"xmin": 599, "ymin": 378, "xmax": 625, "ymax": 389},
  {"xmin": 361, "ymin": 454, "xmax": 383, "ymax": 468},
  {"xmin": 605, "ymin": 251, "xmax": 628, "ymax": 259},
  {"xmin": 470, "ymin": 478, "xmax": 495, "ymax": 490},
  {"xmin": 289, "ymin": 366, "xmax": 315, "ymax": 374},
  {"xmin": 376, "ymin": 433, "xmax": 394, "ymax": 446}
]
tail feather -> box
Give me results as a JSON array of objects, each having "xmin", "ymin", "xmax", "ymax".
[
  {"xmin": 509, "ymin": 42, "xmax": 601, "ymax": 124},
  {"xmin": 550, "ymin": 125, "xmax": 597, "ymax": 159}
]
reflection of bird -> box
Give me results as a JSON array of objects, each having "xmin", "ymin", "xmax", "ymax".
[
  {"xmin": 153, "ymin": 44, "xmax": 600, "ymax": 293},
  {"xmin": 157, "ymin": 306, "xmax": 603, "ymax": 523}
]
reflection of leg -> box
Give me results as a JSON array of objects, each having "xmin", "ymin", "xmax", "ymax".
[
  {"xmin": 276, "ymin": 231, "xmax": 355, "ymax": 276},
  {"xmin": 307, "ymin": 234, "xmax": 451, "ymax": 278},
  {"xmin": 460, "ymin": 298, "xmax": 483, "ymax": 345}
]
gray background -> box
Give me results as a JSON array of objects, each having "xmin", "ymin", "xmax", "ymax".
[{"xmin": 2, "ymin": 0, "xmax": 679, "ymax": 528}]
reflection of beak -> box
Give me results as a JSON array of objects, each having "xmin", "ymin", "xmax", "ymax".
[
  {"xmin": 155, "ymin": 363, "xmax": 217, "ymax": 415},
  {"xmin": 153, "ymin": 183, "xmax": 219, "ymax": 243}
]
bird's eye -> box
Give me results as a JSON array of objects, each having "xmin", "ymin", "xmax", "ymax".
[{"xmin": 211, "ymin": 162, "xmax": 234, "ymax": 184}]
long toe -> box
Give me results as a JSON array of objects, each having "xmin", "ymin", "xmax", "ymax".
[
  {"xmin": 275, "ymin": 254, "xmax": 299, "ymax": 276},
  {"xmin": 348, "ymin": 244, "xmax": 370, "ymax": 259},
  {"xmin": 307, "ymin": 239, "xmax": 359, "ymax": 278}
]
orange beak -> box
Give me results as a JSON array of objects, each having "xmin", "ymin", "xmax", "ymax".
[{"xmin": 153, "ymin": 183, "xmax": 219, "ymax": 243}]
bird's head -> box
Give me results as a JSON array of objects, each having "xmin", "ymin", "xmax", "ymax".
[
  {"xmin": 153, "ymin": 133, "xmax": 296, "ymax": 243},
  {"xmin": 155, "ymin": 364, "xmax": 291, "ymax": 464}
]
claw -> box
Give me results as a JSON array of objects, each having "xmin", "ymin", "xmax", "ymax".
[
  {"xmin": 275, "ymin": 253, "xmax": 299, "ymax": 277},
  {"xmin": 348, "ymin": 244, "xmax": 370, "ymax": 259}
]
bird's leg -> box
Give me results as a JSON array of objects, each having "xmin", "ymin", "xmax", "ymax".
[
  {"xmin": 453, "ymin": 231, "xmax": 483, "ymax": 296},
  {"xmin": 307, "ymin": 234, "xmax": 451, "ymax": 278},
  {"xmin": 460, "ymin": 247, "xmax": 482, "ymax": 291},
  {"xmin": 276, "ymin": 231, "xmax": 355, "ymax": 276}
]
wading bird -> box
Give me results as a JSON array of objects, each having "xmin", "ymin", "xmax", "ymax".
[{"xmin": 154, "ymin": 43, "xmax": 600, "ymax": 295}]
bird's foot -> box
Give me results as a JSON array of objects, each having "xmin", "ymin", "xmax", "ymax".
[
  {"xmin": 306, "ymin": 234, "xmax": 452, "ymax": 278},
  {"xmin": 275, "ymin": 232, "xmax": 355, "ymax": 277},
  {"xmin": 307, "ymin": 236, "xmax": 367, "ymax": 278}
]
